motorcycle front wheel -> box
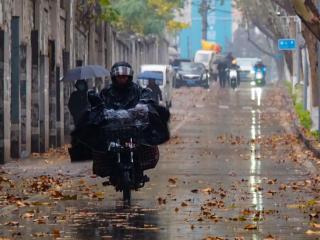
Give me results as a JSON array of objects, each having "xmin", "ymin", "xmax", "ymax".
[{"xmin": 122, "ymin": 171, "xmax": 131, "ymax": 204}]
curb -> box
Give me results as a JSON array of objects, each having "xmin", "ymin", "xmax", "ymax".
[
  {"xmin": 281, "ymin": 86, "xmax": 320, "ymax": 159},
  {"xmin": 294, "ymin": 121, "xmax": 320, "ymax": 158}
]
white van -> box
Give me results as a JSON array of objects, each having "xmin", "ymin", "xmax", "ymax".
[
  {"xmin": 194, "ymin": 50, "xmax": 215, "ymax": 73},
  {"xmin": 139, "ymin": 65, "xmax": 174, "ymax": 108}
]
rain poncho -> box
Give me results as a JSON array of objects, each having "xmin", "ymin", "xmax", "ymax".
[{"xmin": 70, "ymin": 82, "xmax": 170, "ymax": 158}]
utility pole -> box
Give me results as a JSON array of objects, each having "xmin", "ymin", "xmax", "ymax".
[
  {"xmin": 303, "ymin": 46, "xmax": 309, "ymax": 110},
  {"xmin": 199, "ymin": 0, "xmax": 209, "ymax": 40}
]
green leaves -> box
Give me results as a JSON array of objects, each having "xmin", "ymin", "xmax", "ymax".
[{"xmin": 109, "ymin": 0, "xmax": 186, "ymax": 35}]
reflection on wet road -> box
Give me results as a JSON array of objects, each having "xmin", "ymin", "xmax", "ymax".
[{"xmin": 1, "ymin": 84, "xmax": 319, "ymax": 240}]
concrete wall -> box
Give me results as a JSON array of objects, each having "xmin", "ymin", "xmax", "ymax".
[{"xmin": 0, "ymin": 0, "xmax": 169, "ymax": 163}]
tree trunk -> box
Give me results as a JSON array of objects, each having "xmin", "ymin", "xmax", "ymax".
[
  {"xmin": 200, "ymin": 0, "xmax": 208, "ymax": 40},
  {"xmin": 302, "ymin": 25, "xmax": 319, "ymax": 106}
]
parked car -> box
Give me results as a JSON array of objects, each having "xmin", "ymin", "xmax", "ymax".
[
  {"xmin": 176, "ymin": 62, "xmax": 209, "ymax": 89},
  {"xmin": 194, "ymin": 50, "xmax": 215, "ymax": 80},
  {"xmin": 139, "ymin": 65, "xmax": 174, "ymax": 108},
  {"xmin": 236, "ymin": 57, "xmax": 261, "ymax": 81},
  {"xmin": 171, "ymin": 58, "xmax": 191, "ymax": 72}
]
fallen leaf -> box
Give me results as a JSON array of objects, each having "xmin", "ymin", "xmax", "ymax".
[
  {"xmin": 306, "ymin": 229, "xmax": 320, "ymax": 235},
  {"xmin": 181, "ymin": 202, "xmax": 188, "ymax": 207},
  {"xmin": 264, "ymin": 234, "xmax": 275, "ymax": 240},
  {"xmin": 22, "ymin": 213, "xmax": 34, "ymax": 219},
  {"xmin": 202, "ymin": 188, "xmax": 214, "ymax": 194},
  {"xmin": 32, "ymin": 232, "xmax": 47, "ymax": 237},
  {"xmin": 311, "ymin": 223, "xmax": 320, "ymax": 228},
  {"xmin": 51, "ymin": 229, "xmax": 61, "ymax": 238},
  {"xmin": 157, "ymin": 197, "xmax": 166, "ymax": 205},
  {"xmin": 203, "ymin": 237, "xmax": 225, "ymax": 240},
  {"xmin": 168, "ymin": 178, "xmax": 177, "ymax": 184},
  {"xmin": 244, "ymin": 224, "xmax": 257, "ymax": 230},
  {"xmin": 33, "ymin": 218, "xmax": 46, "ymax": 224},
  {"xmin": 4, "ymin": 221, "xmax": 19, "ymax": 226}
]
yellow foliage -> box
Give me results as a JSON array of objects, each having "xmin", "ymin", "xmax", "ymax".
[
  {"xmin": 148, "ymin": 0, "xmax": 178, "ymax": 16},
  {"xmin": 167, "ymin": 20, "xmax": 189, "ymax": 32}
]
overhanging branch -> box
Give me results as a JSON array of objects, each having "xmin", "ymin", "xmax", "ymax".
[{"xmin": 246, "ymin": 29, "xmax": 275, "ymax": 57}]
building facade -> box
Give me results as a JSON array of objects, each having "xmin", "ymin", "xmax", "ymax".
[
  {"xmin": 0, "ymin": 0, "xmax": 169, "ymax": 164},
  {"xmin": 179, "ymin": 0, "xmax": 233, "ymax": 58}
]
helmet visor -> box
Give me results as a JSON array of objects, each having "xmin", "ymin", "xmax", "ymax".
[{"xmin": 112, "ymin": 66, "xmax": 133, "ymax": 77}]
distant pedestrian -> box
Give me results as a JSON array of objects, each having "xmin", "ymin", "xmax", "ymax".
[
  {"xmin": 218, "ymin": 61, "xmax": 227, "ymax": 88},
  {"xmin": 147, "ymin": 79, "xmax": 163, "ymax": 104},
  {"xmin": 68, "ymin": 80, "xmax": 88, "ymax": 126}
]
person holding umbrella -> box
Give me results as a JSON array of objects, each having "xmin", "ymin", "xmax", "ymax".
[
  {"xmin": 62, "ymin": 64, "xmax": 110, "ymax": 162},
  {"xmin": 62, "ymin": 65, "xmax": 110, "ymax": 125},
  {"xmin": 68, "ymin": 79, "xmax": 89, "ymax": 126},
  {"xmin": 147, "ymin": 79, "xmax": 162, "ymax": 105}
]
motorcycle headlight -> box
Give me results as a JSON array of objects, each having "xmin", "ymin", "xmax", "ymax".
[{"xmin": 256, "ymin": 72, "xmax": 263, "ymax": 79}]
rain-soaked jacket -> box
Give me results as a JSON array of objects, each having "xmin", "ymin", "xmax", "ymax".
[{"xmin": 70, "ymin": 82, "xmax": 170, "ymax": 157}]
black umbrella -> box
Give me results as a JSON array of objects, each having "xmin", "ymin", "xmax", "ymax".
[{"xmin": 61, "ymin": 65, "xmax": 110, "ymax": 81}]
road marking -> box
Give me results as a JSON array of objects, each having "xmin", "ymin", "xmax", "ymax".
[
  {"xmin": 219, "ymin": 105, "xmax": 229, "ymax": 109},
  {"xmin": 242, "ymin": 106, "xmax": 252, "ymax": 110}
]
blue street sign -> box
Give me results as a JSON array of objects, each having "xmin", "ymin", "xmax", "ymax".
[{"xmin": 278, "ymin": 39, "xmax": 296, "ymax": 50}]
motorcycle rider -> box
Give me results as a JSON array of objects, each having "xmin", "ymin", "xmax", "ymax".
[
  {"xmin": 254, "ymin": 60, "xmax": 266, "ymax": 73},
  {"xmin": 230, "ymin": 59, "xmax": 240, "ymax": 87},
  {"xmin": 100, "ymin": 61, "xmax": 170, "ymax": 143},
  {"xmin": 254, "ymin": 60, "xmax": 267, "ymax": 83},
  {"xmin": 96, "ymin": 61, "xmax": 170, "ymax": 177},
  {"xmin": 101, "ymin": 62, "xmax": 153, "ymax": 109}
]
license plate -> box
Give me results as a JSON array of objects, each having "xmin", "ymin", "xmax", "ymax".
[{"xmin": 187, "ymin": 80, "xmax": 196, "ymax": 85}]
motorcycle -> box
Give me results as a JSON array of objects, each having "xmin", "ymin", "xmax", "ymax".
[
  {"xmin": 92, "ymin": 120, "xmax": 158, "ymax": 204},
  {"xmin": 254, "ymin": 69, "xmax": 266, "ymax": 87},
  {"xmin": 70, "ymin": 91, "xmax": 169, "ymax": 205},
  {"xmin": 229, "ymin": 69, "xmax": 238, "ymax": 90}
]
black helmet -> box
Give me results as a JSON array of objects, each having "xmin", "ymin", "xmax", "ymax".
[{"xmin": 111, "ymin": 62, "xmax": 134, "ymax": 84}]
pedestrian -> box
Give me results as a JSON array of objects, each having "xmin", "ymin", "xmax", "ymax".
[
  {"xmin": 218, "ymin": 61, "xmax": 227, "ymax": 88},
  {"xmin": 147, "ymin": 79, "xmax": 163, "ymax": 104},
  {"xmin": 225, "ymin": 52, "xmax": 235, "ymax": 68},
  {"xmin": 68, "ymin": 79, "xmax": 89, "ymax": 126}
]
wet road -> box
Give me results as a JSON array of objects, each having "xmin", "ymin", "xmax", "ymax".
[{"xmin": 1, "ymin": 83, "xmax": 320, "ymax": 240}]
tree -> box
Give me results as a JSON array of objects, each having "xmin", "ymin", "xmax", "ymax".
[
  {"xmin": 75, "ymin": 0, "xmax": 187, "ymax": 36},
  {"xmin": 197, "ymin": 0, "xmax": 226, "ymax": 40},
  {"xmin": 109, "ymin": 0, "xmax": 187, "ymax": 36},
  {"xmin": 235, "ymin": 0, "xmax": 294, "ymax": 81},
  {"xmin": 291, "ymin": 0, "xmax": 320, "ymax": 40},
  {"xmin": 289, "ymin": 0, "xmax": 320, "ymax": 106},
  {"xmin": 76, "ymin": 0, "xmax": 119, "ymax": 31}
]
